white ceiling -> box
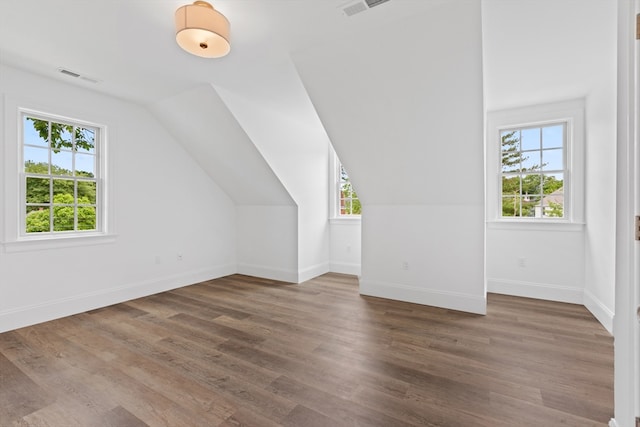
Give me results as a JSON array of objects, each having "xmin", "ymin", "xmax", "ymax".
[
  {"xmin": 481, "ymin": 0, "xmax": 616, "ymax": 112},
  {"xmin": 0, "ymin": 0, "xmax": 442, "ymax": 112},
  {"xmin": 0, "ymin": 0, "xmax": 616, "ymax": 121}
]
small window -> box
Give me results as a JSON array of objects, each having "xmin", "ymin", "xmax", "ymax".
[
  {"xmin": 338, "ymin": 164, "xmax": 361, "ymax": 216},
  {"xmin": 500, "ymin": 123, "xmax": 565, "ymax": 218},
  {"xmin": 21, "ymin": 112, "xmax": 102, "ymax": 235},
  {"xmin": 486, "ymin": 99, "xmax": 584, "ymax": 225}
]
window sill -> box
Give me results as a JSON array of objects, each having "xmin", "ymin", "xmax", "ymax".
[
  {"xmin": 487, "ymin": 220, "xmax": 584, "ymax": 232},
  {"xmin": 330, "ymin": 216, "xmax": 362, "ymax": 225},
  {"xmin": 3, "ymin": 233, "xmax": 117, "ymax": 253}
]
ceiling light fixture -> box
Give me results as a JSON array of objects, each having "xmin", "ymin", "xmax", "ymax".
[{"xmin": 175, "ymin": 1, "xmax": 230, "ymax": 58}]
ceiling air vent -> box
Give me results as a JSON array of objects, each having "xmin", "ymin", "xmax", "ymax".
[
  {"xmin": 59, "ymin": 68, "xmax": 80, "ymax": 78},
  {"xmin": 365, "ymin": 0, "xmax": 391, "ymax": 8},
  {"xmin": 342, "ymin": 1, "xmax": 368, "ymax": 17},
  {"xmin": 341, "ymin": 0, "xmax": 391, "ymax": 17},
  {"xmin": 58, "ymin": 68, "xmax": 99, "ymax": 84}
]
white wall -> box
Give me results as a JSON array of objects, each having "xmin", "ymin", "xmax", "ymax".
[
  {"xmin": 0, "ymin": 64, "xmax": 237, "ymax": 332},
  {"xmin": 482, "ymin": 0, "xmax": 617, "ymax": 332},
  {"xmin": 149, "ymin": 85, "xmax": 294, "ymax": 206},
  {"xmin": 217, "ymin": 83, "xmax": 331, "ymax": 283},
  {"xmin": 583, "ymin": 20, "xmax": 618, "ymax": 329},
  {"xmin": 149, "ymin": 84, "xmax": 304, "ymax": 283},
  {"xmin": 486, "ymin": 228, "xmax": 585, "ymax": 303},
  {"xmin": 293, "ymin": 1, "xmax": 486, "ymax": 314},
  {"xmin": 236, "ymin": 205, "xmax": 298, "ymax": 282},
  {"xmin": 584, "ymin": 92, "xmax": 617, "ymax": 331},
  {"xmin": 362, "ymin": 205, "xmax": 485, "ymax": 314},
  {"xmin": 329, "ymin": 220, "xmax": 361, "ymax": 276}
]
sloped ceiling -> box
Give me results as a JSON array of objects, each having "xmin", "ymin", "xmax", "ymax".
[
  {"xmin": 0, "ymin": 0, "xmax": 448, "ymax": 209},
  {"xmin": 292, "ymin": 1, "xmax": 484, "ymax": 206},
  {"xmin": 481, "ymin": 0, "xmax": 616, "ymax": 112},
  {"xmin": 149, "ymin": 84, "xmax": 294, "ymax": 205},
  {"xmin": 0, "ymin": 0, "xmax": 616, "ymax": 208},
  {"xmin": 0, "ymin": 0, "xmax": 613, "ymax": 128},
  {"xmin": 0, "ymin": 1, "xmax": 442, "ymax": 114}
]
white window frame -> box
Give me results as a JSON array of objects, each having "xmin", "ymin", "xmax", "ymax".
[
  {"xmin": 329, "ymin": 149, "xmax": 361, "ymax": 223},
  {"xmin": 1, "ymin": 96, "xmax": 114, "ymax": 252},
  {"xmin": 486, "ymin": 99, "xmax": 585, "ymax": 230},
  {"xmin": 20, "ymin": 110, "xmax": 104, "ymax": 237}
]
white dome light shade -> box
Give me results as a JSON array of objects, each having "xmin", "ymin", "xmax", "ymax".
[{"xmin": 175, "ymin": 1, "xmax": 230, "ymax": 58}]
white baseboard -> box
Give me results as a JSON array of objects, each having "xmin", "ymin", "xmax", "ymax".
[
  {"xmin": 487, "ymin": 278, "xmax": 583, "ymax": 304},
  {"xmin": 329, "ymin": 261, "xmax": 361, "ymax": 276},
  {"xmin": 236, "ymin": 263, "xmax": 298, "ymax": 283},
  {"xmin": 487, "ymin": 279, "xmax": 613, "ymax": 333},
  {"xmin": 583, "ymin": 289, "xmax": 614, "ymax": 334},
  {"xmin": 0, "ymin": 264, "xmax": 235, "ymax": 333},
  {"xmin": 359, "ymin": 278, "xmax": 486, "ymax": 315},
  {"xmin": 298, "ymin": 262, "xmax": 330, "ymax": 283},
  {"xmin": 237, "ymin": 262, "xmax": 330, "ymax": 284}
]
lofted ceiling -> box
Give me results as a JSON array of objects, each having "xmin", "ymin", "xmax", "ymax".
[
  {"xmin": 0, "ymin": 0, "xmax": 616, "ymax": 176},
  {"xmin": 0, "ymin": 0, "xmax": 444, "ymax": 118},
  {"xmin": 481, "ymin": 0, "xmax": 616, "ymax": 112},
  {"xmin": 0, "ymin": 0, "xmax": 616, "ymax": 140}
]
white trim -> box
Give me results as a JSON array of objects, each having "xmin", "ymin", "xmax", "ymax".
[
  {"xmin": 359, "ymin": 279, "xmax": 487, "ymax": 315},
  {"xmin": 298, "ymin": 262, "xmax": 331, "ymax": 283},
  {"xmin": 487, "ymin": 278, "xmax": 583, "ymax": 304},
  {"xmin": 2, "ymin": 233, "xmax": 117, "ymax": 252},
  {"xmin": 330, "ymin": 261, "xmax": 361, "ymax": 276},
  {"xmin": 614, "ymin": 1, "xmax": 640, "ymax": 425},
  {"xmin": 328, "ymin": 146, "xmax": 340, "ymax": 218},
  {"xmin": 236, "ymin": 263, "xmax": 298, "ymax": 283},
  {"xmin": 583, "ymin": 289, "xmax": 614, "ymax": 334},
  {"xmin": 3, "ymin": 95, "xmax": 115, "ymax": 248},
  {"xmin": 0, "ymin": 265, "xmax": 235, "ymax": 333},
  {"xmin": 329, "ymin": 217, "xmax": 362, "ymax": 225},
  {"xmin": 486, "ymin": 220, "xmax": 584, "ymax": 232},
  {"xmin": 19, "ymin": 108, "xmax": 106, "ymax": 237},
  {"xmin": 486, "ymin": 98, "xmax": 585, "ymax": 224}
]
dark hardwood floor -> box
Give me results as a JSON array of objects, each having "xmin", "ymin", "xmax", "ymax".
[{"xmin": 0, "ymin": 273, "xmax": 613, "ymax": 426}]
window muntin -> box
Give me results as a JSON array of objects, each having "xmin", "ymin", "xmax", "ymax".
[
  {"xmin": 22, "ymin": 113, "xmax": 101, "ymax": 235},
  {"xmin": 500, "ymin": 123, "xmax": 566, "ymax": 219},
  {"xmin": 338, "ymin": 164, "xmax": 361, "ymax": 216}
]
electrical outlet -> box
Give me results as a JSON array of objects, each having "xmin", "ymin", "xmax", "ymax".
[
  {"xmin": 402, "ymin": 261, "xmax": 409, "ymax": 270},
  {"xmin": 517, "ymin": 257, "xmax": 526, "ymax": 268},
  {"xmin": 177, "ymin": 254, "xmax": 183, "ymax": 261}
]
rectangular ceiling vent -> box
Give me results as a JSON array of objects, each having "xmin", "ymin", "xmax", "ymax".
[
  {"xmin": 59, "ymin": 68, "xmax": 80, "ymax": 78},
  {"xmin": 342, "ymin": 1, "xmax": 368, "ymax": 17},
  {"xmin": 365, "ymin": 0, "xmax": 391, "ymax": 8},
  {"xmin": 341, "ymin": 0, "xmax": 391, "ymax": 17},
  {"xmin": 58, "ymin": 68, "xmax": 100, "ymax": 84}
]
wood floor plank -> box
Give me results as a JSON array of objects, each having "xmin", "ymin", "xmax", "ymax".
[
  {"xmin": 281, "ymin": 404, "xmax": 349, "ymax": 427},
  {"xmin": 100, "ymin": 406, "xmax": 149, "ymax": 427},
  {"xmin": 0, "ymin": 273, "xmax": 613, "ymax": 426},
  {"xmin": 0, "ymin": 350, "xmax": 54, "ymax": 424},
  {"xmin": 268, "ymin": 375, "xmax": 414, "ymax": 427}
]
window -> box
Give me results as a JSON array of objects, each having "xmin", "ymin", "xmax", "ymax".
[
  {"xmin": 487, "ymin": 99, "xmax": 584, "ymax": 225},
  {"xmin": 500, "ymin": 123, "xmax": 565, "ymax": 218},
  {"xmin": 329, "ymin": 149, "xmax": 361, "ymax": 220},
  {"xmin": 338, "ymin": 163, "xmax": 361, "ymax": 216},
  {"xmin": 21, "ymin": 111, "xmax": 102, "ymax": 236}
]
